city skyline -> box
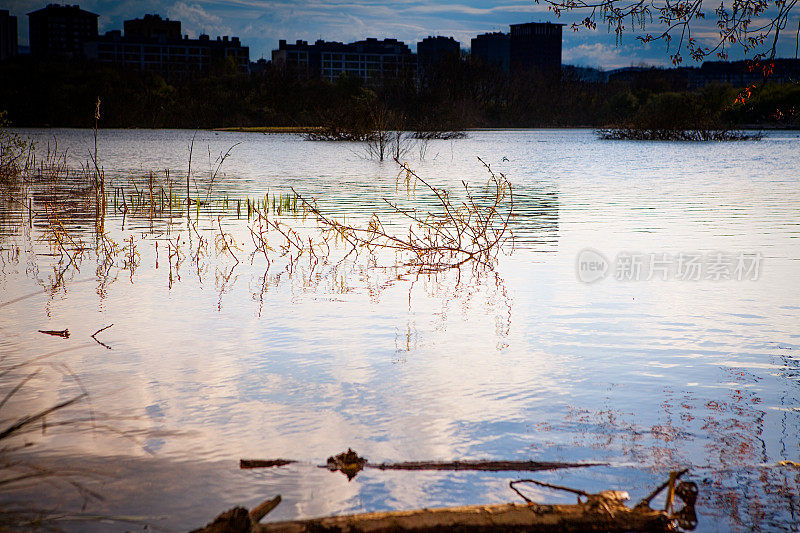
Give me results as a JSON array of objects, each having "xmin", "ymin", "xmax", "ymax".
[{"xmin": 4, "ymin": 0, "xmax": 800, "ymax": 69}]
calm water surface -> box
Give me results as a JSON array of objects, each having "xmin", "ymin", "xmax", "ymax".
[{"xmin": 1, "ymin": 129, "xmax": 799, "ymax": 531}]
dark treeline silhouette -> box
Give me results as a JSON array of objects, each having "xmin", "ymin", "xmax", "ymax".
[{"xmin": 1, "ymin": 55, "xmax": 798, "ymax": 130}]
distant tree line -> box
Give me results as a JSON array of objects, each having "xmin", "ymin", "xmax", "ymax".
[{"xmin": 0, "ymin": 55, "xmax": 798, "ymax": 130}]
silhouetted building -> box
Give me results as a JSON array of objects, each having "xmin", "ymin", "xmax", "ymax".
[
  {"xmin": 28, "ymin": 4, "xmax": 98, "ymax": 58},
  {"xmin": 0, "ymin": 10, "xmax": 18, "ymax": 61},
  {"xmin": 124, "ymin": 14, "xmax": 180, "ymax": 40},
  {"xmin": 250, "ymin": 57, "xmax": 269, "ymax": 74},
  {"xmin": 272, "ymin": 39, "xmax": 320, "ymax": 75},
  {"xmin": 692, "ymin": 59, "xmax": 800, "ymax": 87},
  {"xmin": 471, "ymin": 32, "xmax": 509, "ymax": 71},
  {"xmin": 273, "ymin": 38, "xmax": 415, "ymax": 84},
  {"xmin": 417, "ymin": 36, "xmax": 460, "ymax": 83},
  {"xmin": 417, "ymin": 36, "xmax": 459, "ymax": 66},
  {"xmin": 83, "ymin": 13, "xmax": 248, "ymax": 77},
  {"xmin": 602, "ymin": 59, "xmax": 800, "ymax": 89},
  {"xmin": 85, "ymin": 31, "xmax": 249, "ymax": 77},
  {"xmin": 509, "ymin": 22, "xmax": 562, "ymax": 73}
]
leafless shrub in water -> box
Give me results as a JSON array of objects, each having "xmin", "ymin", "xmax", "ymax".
[
  {"xmin": 598, "ymin": 127, "xmax": 763, "ymax": 141},
  {"xmin": 290, "ymin": 158, "xmax": 514, "ymax": 273}
]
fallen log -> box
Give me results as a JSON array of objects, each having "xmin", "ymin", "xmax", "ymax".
[
  {"xmin": 240, "ymin": 449, "xmax": 605, "ymax": 479},
  {"xmin": 199, "ymin": 471, "xmax": 695, "ymax": 533},
  {"xmin": 369, "ymin": 459, "xmax": 604, "ymax": 472},
  {"xmin": 192, "ymin": 496, "xmax": 281, "ymax": 533},
  {"xmin": 254, "ymin": 496, "xmax": 675, "ymax": 532},
  {"xmin": 240, "ymin": 459, "xmax": 296, "ymax": 469}
]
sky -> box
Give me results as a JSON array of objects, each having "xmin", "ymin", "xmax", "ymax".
[{"xmin": 6, "ymin": 0, "xmax": 800, "ymax": 69}]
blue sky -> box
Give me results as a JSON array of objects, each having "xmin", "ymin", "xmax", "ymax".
[{"xmin": 7, "ymin": 0, "xmax": 800, "ymax": 69}]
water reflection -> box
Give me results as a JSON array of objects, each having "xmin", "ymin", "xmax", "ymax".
[{"xmin": 1, "ymin": 129, "xmax": 799, "ymax": 531}]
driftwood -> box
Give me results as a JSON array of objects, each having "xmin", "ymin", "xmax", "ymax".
[
  {"xmin": 201, "ymin": 471, "xmax": 695, "ymax": 533},
  {"xmin": 191, "ymin": 507, "xmax": 251, "ymax": 533},
  {"xmin": 369, "ymin": 459, "xmax": 603, "ymax": 472},
  {"xmin": 193, "ymin": 496, "xmax": 281, "ymax": 533},
  {"xmin": 241, "ymin": 449, "xmax": 604, "ymax": 480},
  {"xmin": 38, "ymin": 329, "xmax": 70, "ymax": 338},
  {"xmin": 240, "ymin": 459, "xmax": 296, "ymax": 469},
  {"xmin": 91, "ymin": 323, "xmax": 113, "ymax": 349},
  {"xmin": 254, "ymin": 495, "xmax": 676, "ymax": 533}
]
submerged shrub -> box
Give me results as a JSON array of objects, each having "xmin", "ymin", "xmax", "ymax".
[
  {"xmin": 0, "ymin": 111, "xmax": 29, "ymax": 183},
  {"xmin": 597, "ymin": 128, "xmax": 763, "ymax": 141}
]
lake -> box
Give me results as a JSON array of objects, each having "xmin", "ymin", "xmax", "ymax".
[{"xmin": 1, "ymin": 128, "xmax": 799, "ymax": 531}]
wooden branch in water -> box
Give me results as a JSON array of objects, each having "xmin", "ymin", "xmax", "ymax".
[
  {"xmin": 192, "ymin": 496, "xmax": 282, "ymax": 533},
  {"xmin": 91, "ymin": 323, "xmax": 113, "ymax": 350},
  {"xmin": 249, "ymin": 496, "xmax": 282, "ymax": 523},
  {"xmin": 240, "ymin": 454, "xmax": 602, "ymax": 474},
  {"xmin": 636, "ymin": 469, "xmax": 688, "ymax": 509},
  {"xmin": 255, "ymin": 497, "xmax": 675, "ymax": 533},
  {"xmin": 39, "ymin": 329, "xmax": 70, "ymax": 338},
  {"xmin": 240, "ymin": 459, "xmax": 296, "ymax": 469},
  {"xmin": 367, "ymin": 460, "xmax": 605, "ymax": 472},
  {"xmin": 198, "ymin": 471, "xmax": 695, "ymax": 532}
]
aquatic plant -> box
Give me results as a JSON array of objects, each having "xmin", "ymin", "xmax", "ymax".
[
  {"xmin": 294, "ymin": 158, "xmax": 514, "ymax": 273},
  {"xmin": 411, "ymin": 130, "xmax": 467, "ymax": 140},
  {"xmin": 598, "ymin": 90, "xmax": 765, "ymax": 141},
  {"xmin": 598, "ymin": 128, "xmax": 763, "ymax": 141},
  {"xmin": 0, "ymin": 111, "xmax": 31, "ymax": 184}
]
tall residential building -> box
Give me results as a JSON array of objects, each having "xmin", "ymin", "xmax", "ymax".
[
  {"xmin": 417, "ymin": 36, "xmax": 460, "ymax": 66},
  {"xmin": 85, "ymin": 32, "xmax": 249, "ymax": 77},
  {"xmin": 509, "ymin": 22, "xmax": 562, "ymax": 73},
  {"xmin": 470, "ymin": 32, "xmax": 510, "ymax": 71},
  {"xmin": 84, "ymin": 13, "xmax": 249, "ymax": 77},
  {"xmin": 28, "ymin": 4, "xmax": 98, "ymax": 58},
  {"xmin": 272, "ymin": 39, "xmax": 318, "ymax": 76},
  {"xmin": 124, "ymin": 14, "xmax": 181, "ymax": 40},
  {"xmin": 273, "ymin": 38, "xmax": 415, "ymax": 84},
  {"xmin": 0, "ymin": 10, "xmax": 18, "ymax": 60}
]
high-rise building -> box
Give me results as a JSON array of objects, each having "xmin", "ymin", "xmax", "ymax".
[
  {"xmin": 0, "ymin": 10, "xmax": 18, "ymax": 61},
  {"xmin": 417, "ymin": 36, "xmax": 460, "ymax": 66},
  {"xmin": 273, "ymin": 38, "xmax": 415, "ymax": 85},
  {"xmin": 272, "ymin": 39, "xmax": 324, "ymax": 76},
  {"xmin": 470, "ymin": 32, "xmax": 510, "ymax": 71},
  {"xmin": 85, "ymin": 31, "xmax": 249, "ymax": 77},
  {"xmin": 124, "ymin": 14, "xmax": 181, "ymax": 40},
  {"xmin": 509, "ymin": 22, "xmax": 562, "ymax": 73},
  {"xmin": 83, "ymin": 12, "xmax": 248, "ymax": 77},
  {"xmin": 28, "ymin": 4, "xmax": 98, "ymax": 58},
  {"xmin": 417, "ymin": 36, "xmax": 460, "ymax": 85}
]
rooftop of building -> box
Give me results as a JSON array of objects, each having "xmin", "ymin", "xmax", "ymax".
[
  {"xmin": 277, "ymin": 37, "xmax": 412, "ymax": 55},
  {"xmin": 509, "ymin": 21, "xmax": 565, "ymax": 28},
  {"xmin": 93, "ymin": 31, "xmax": 244, "ymax": 46},
  {"xmin": 28, "ymin": 4, "xmax": 98, "ymax": 17}
]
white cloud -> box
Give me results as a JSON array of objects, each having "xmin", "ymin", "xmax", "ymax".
[
  {"xmin": 9, "ymin": 0, "xmax": 792, "ymax": 63},
  {"xmin": 167, "ymin": 2, "xmax": 232, "ymax": 37},
  {"xmin": 563, "ymin": 42, "xmax": 650, "ymax": 69},
  {"xmin": 405, "ymin": 3, "xmax": 551, "ymax": 15}
]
